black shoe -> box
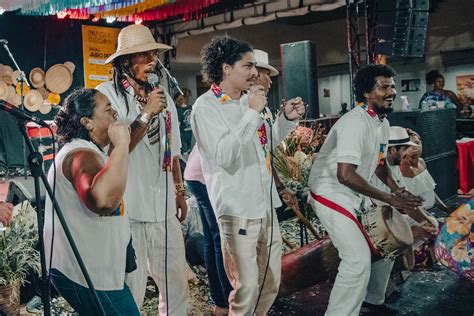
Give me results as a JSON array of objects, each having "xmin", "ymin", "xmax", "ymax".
[{"xmin": 360, "ymin": 302, "xmax": 399, "ymax": 315}]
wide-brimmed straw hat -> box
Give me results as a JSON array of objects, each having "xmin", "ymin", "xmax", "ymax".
[
  {"xmin": 24, "ymin": 89, "xmax": 43, "ymax": 112},
  {"xmin": 105, "ymin": 24, "xmax": 172, "ymax": 64},
  {"xmin": 63, "ymin": 61, "xmax": 76, "ymax": 74},
  {"xmin": 254, "ymin": 49, "xmax": 279, "ymax": 77},
  {"xmin": 388, "ymin": 126, "xmax": 419, "ymax": 147},
  {"xmin": 29, "ymin": 67, "xmax": 46, "ymax": 88},
  {"xmin": 45, "ymin": 64, "xmax": 73, "ymax": 94}
]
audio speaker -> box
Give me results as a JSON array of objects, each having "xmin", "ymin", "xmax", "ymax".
[
  {"xmin": 6, "ymin": 178, "xmax": 46, "ymax": 208},
  {"xmin": 371, "ymin": 0, "xmax": 429, "ymax": 57},
  {"xmin": 280, "ymin": 40, "xmax": 319, "ymax": 119}
]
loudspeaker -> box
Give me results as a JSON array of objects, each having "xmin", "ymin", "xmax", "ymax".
[
  {"xmin": 280, "ymin": 40, "xmax": 319, "ymax": 119},
  {"xmin": 371, "ymin": 0, "xmax": 429, "ymax": 57},
  {"xmin": 6, "ymin": 178, "xmax": 46, "ymax": 208}
]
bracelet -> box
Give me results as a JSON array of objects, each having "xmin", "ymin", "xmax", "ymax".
[
  {"xmin": 137, "ymin": 112, "xmax": 151, "ymax": 125},
  {"xmin": 174, "ymin": 183, "xmax": 186, "ymax": 196}
]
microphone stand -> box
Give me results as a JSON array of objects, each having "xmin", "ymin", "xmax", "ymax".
[
  {"xmin": 157, "ymin": 58, "xmax": 184, "ymax": 96},
  {"xmin": 1, "ymin": 41, "xmax": 30, "ymax": 179},
  {"xmin": 11, "ymin": 116, "xmax": 106, "ymax": 316}
]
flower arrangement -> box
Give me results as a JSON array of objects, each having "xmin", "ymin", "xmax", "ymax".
[
  {"xmin": 274, "ymin": 124, "xmax": 326, "ymax": 202},
  {"xmin": 0, "ymin": 201, "xmax": 40, "ymax": 305}
]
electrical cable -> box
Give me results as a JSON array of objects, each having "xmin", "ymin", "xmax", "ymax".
[{"xmin": 253, "ymin": 108, "xmax": 275, "ymax": 314}]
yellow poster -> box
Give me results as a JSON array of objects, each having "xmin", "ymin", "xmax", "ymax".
[{"xmin": 82, "ymin": 25, "xmax": 120, "ymax": 88}]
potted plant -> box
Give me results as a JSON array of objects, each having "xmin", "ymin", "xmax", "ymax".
[{"xmin": 0, "ymin": 201, "xmax": 40, "ymax": 315}]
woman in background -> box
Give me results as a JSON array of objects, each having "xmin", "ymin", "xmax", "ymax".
[{"xmin": 419, "ymin": 70, "xmax": 465, "ymax": 112}]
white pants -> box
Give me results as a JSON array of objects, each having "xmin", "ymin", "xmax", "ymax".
[
  {"xmin": 218, "ymin": 210, "xmax": 282, "ymax": 316},
  {"xmin": 309, "ymin": 194, "xmax": 394, "ymax": 316},
  {"xmin": 126, "ymin": 219, "xmax": 189, "ymax": 315}
]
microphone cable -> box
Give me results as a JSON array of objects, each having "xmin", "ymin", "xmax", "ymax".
[{"xmin": 253, "ymin": 107, "xmax": 275, "ymax": 314}]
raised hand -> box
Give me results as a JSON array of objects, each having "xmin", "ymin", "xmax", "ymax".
[
  {"xmin": 248, "ymin": 85, "xmax": 267, "ymax": 113},
  {"xmin": 0, "ymin": 202, "xmax": 13, "ymax": 227},
  {"xmin": 144, "ymin": 88, "xmax": 167, "ymax": 117},
  {"xmin": 283, "ymin": 97, "xmax": 306, "ymax": 120},
  {"xmin": 108, "ymin": 121, "xmax": 131, "ymax": 148}
]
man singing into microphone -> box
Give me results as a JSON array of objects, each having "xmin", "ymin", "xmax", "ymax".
[
  {"xmin": 191, "ymin": 36, "xmax": 305, "ymax": 315},
  {"xmin": 96, "ymin": 24, "xmax": 189, "ymax": 315}
]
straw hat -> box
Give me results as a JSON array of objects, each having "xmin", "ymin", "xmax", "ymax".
[
  {"xmin": 29, "ymin": 67, "xmax": 46, "ymax": 88},
  {"xmin": 63, "ymin": 61, "xmax": 76, "ymax": 74},
  {"xmin": 105, "ymin": 24, "xmax": 172, "ymax": 64},
  {"xmin": 8, "ymin": 93, "xmax": 21, "ymax": 107},
  {"xmin": 45, "ymin": 64, "xmax": 72, "ymax": 94},
  {"xmin": 0, "ymin": 80, "xmax": 8, "ymax": 100},
  {"xmin": 11, "ymin": 70, "xmax": 22, "ymax": 85},
  {"xmin": 24, "ymin": 89, "xmax": 43, "ymax": 112},
  {"xmin": 0, "ymin": 65, "xmax": 14, "ymax": 86},
  {"xmin": 37, "ymin": 86, "xmax": 49, "ymax": 99},
  {"xmin": 254, "ymin": 49, "xmax": 279, "ymax": 77},
  {"xmin": 388, "ymin": 126, "xmax": 419, "ymax": 147},
  {"xmin": 39, "ymin": 101, "xmax": 52, "ymax": 114}
]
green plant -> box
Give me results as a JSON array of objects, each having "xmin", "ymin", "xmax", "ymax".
[{"xmin": 0, "ymin": 201, "xmax": 40, "ymax": 290}]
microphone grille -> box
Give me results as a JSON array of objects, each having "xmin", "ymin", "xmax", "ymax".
[{"xmin": 148, "ymin": 73, "xmax": 160, "ymax": 87}]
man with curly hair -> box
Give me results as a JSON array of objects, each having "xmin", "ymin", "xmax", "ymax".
[
  {"xmin": 308, "ymin": 64, "xmax": 423, "ymax": 315},
  {"xmin": 191, "ymin": 36, "xmax": 305, "ymax": 315}
]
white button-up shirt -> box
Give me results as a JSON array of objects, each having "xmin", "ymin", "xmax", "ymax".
[
  {"xmin": 191, "ymin": 87, "xmax": 297, "ymax": 220},
  {"xmin": 309, "ymin": 106, "xmax": 390, "ymax": 210},
  {"xmin": 96, "ymin": 81, "xmax": 181, "ymax": 222}
]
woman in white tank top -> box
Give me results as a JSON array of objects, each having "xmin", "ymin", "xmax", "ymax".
[{"xmin": 44, "ymin": 88, "xmax": 140, "ymax": 315}]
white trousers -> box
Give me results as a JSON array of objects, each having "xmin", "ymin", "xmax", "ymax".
[
  {"xmin": 309, "ymin": 194, "xmax": 393, "ymax": 315},
  {"xmin": 126, "ymin": 219, "xmax": 189, "ymax": 315},
  {"xmin": 218, "ymin": 210, "xmax": 282, "ymax": 316}
]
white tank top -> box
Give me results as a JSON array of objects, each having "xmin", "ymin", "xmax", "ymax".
[{"xmin": 44, "ymin": 139, "xmax": 130, "ymax": 290}]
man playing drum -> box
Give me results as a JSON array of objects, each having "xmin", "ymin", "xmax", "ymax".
[{"xmin": 308, "ymin": 64, "xmax": 423, "ymax": 316}]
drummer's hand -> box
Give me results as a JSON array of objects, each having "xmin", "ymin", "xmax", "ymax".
[
  {"xmin": 411, "ymin": 225, "xmax": 438, "ymax": 242},
  {"xmin": 0, "ymin": 202, "xmax": 13, "ymax": 227},
  {"xmin": 387, "ymin": 191, "xmax": 423, "ymax": 211}
]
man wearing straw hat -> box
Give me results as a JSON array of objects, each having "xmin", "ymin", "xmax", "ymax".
[{"xmin": 96, "ymin": 24, "xmax": 188, "ymax": 315}]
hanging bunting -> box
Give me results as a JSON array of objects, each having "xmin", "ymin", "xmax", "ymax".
[{"xmin": 19, "ymin": 0, "xmax": 143, "ymax": 16}]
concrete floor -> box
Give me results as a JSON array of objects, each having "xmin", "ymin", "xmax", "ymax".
[{"xmin": 270, "ymin": 266, "xmax": 474, "ymax": 315}]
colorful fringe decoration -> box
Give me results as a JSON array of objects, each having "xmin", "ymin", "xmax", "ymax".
[
  {"xmin": 258, "ymin": 123, "xmax": 272, "ymax": 174},
  {"xmin": 162, "ymin": 110, "xmax": 172, "ymax": 172}
]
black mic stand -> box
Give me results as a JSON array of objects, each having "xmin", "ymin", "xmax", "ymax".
[
  {"xmin": 14, "ymin": 118, "xmax": 106, "ymax": 316},
  {"xmin": 1, "ymin": 40, "xmax": 29, "ymax": 179}
]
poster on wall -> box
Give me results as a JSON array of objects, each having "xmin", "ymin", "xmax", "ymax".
[
  {"xmin": 456, "ymin": 75, "xmax": 474, "ymax": 106},
  {"xmin": 82, "ymin": 25, "xmax": 120, "ymax": 88}
]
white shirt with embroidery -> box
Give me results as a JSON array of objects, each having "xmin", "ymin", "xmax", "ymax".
[
  {"xmin": 96, "ymin": 81, "xmax": 181, "ymax": 222},
  {"xmin": 191, "ymin": 87, "xmax": 297, "ymax": 220},
  {"xmin": 309, "ymin": 106, "xmax": 390, "ymax": 210}
]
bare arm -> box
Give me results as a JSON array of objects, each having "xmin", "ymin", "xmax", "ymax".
[
  {"xmin": 337, "ymin": 163, "xmax": 423, "ymax": 210},
  {"xmin": 374, "ymin": 161, "xmax": 400, "ymax": 192},
  {"xmin": 172, "ymin": 156, "xmax": 188, "ymax": 221},
  {"xmin": 445, "ymin": 90, "xmax": 465, "ymax": 111},
  {"xmin": 64, "ymin": 122, "xmax": 130, "ymax": 215}
]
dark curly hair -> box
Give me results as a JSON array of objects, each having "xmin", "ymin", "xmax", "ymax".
[
  {"xmin": 425, "ymin": 70, "xmax": 443, "ymax": 85},
  {"xmin": 353, "ymin": 64, "xmax": 397, "ymax": 103},
  {"xmin": 55, "ymin": 88, "xmax": 100, "ymax": 145},
  {"xmin": 200, "ymin": 35, "xmax": 253, "ymax": 84}
]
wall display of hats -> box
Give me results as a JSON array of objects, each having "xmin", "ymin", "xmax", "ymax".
[{"xmin": 0, "ymin": 61, "xmax": 75, "ymax": 114}]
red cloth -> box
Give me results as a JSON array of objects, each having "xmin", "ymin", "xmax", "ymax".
[{"xmin": 456, "ymin": 139, "xmax": 474, "ymax": 194}]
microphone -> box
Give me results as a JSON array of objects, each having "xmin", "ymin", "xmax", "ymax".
[
  {"xmin": 0, "ymin": 101, "xmax": 50, "ymax": 127},
  {"xmin": 0, "ymin": 40, "xmax": 8, "ymax": 44},
  {"xmin": 147, "ymin": 73, "xmax": 160, "ymax": 89},
  {"xmin": 147, "ymin": 73, "xmax": 168, "ymax": 114}
]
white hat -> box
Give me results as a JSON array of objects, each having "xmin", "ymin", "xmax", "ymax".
[
  {"xmin": 388, "ymin": 126, "xmax": 419, "ymax": 147},
  {"xmin": 105, "ymin": 24, "xmax": 172, "ymax": 64},
  {"xmin": 254, "ymin": 49, "xmax": 279, "ymax": 77}
]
